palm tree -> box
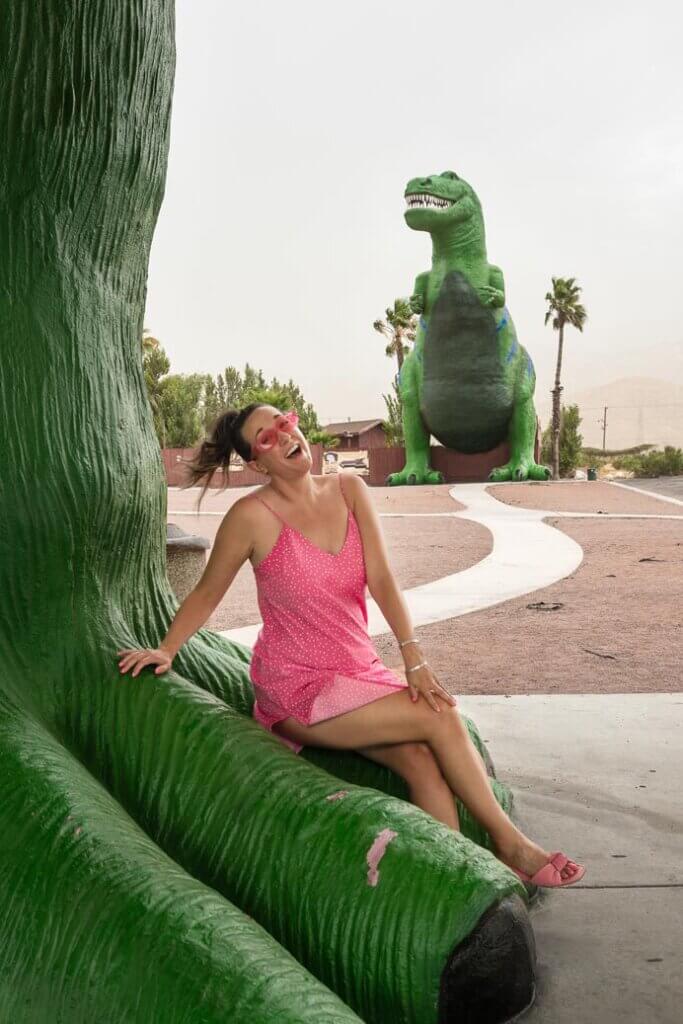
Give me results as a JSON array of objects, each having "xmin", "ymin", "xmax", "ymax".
[
  {"xmin": 141, "ymin": 325, "xmax": 160, "ymax": 356},
  {"xmin": 142, "ymin": 334, "xmax": 170, "ymax": 449},
  {"xmin": 373, "ymin": 298, "xmax": 417, "ymax": 372},
  {"xmin": 545, "ymin": 277, "xmax": 587, "ymax": 480}
]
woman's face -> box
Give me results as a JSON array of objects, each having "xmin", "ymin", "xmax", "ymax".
[{"xmin": 242, "ymin": 406, "xmax": 311, "ymax": 476}]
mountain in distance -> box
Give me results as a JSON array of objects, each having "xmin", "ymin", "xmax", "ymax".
[{"xmin": 536, "ymin": 377, "xmax": 683, "ymax": 450}]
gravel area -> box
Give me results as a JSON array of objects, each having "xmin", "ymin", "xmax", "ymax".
[
  {"xmin": 486, "ymin": 481, "xmax": 683, "ymax": 516},
  {"xmin": 374, "ymin": 517, "xmax": 683, "ymax": 694}
]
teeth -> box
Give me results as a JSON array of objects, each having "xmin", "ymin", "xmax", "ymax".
[
  {"xmin": 286, "ymin": 443, "xmax": 300, "ymax": 457},
  {"xmin": 405, "ymin": 192, "xmax": 454, "ymax": 210}
]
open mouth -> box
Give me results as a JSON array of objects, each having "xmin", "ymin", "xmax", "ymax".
[
  {"xmin": 285, "ymin": 442, "xmax": 304, "ymax": 460},
  {"xmin": 405, "ymin": 192, "xmax": 455, "ymax": 211}
]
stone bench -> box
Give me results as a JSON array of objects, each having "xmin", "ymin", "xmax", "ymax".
[{"xmin": 166, "ymin": 523, "xmax": 210, "ymax": 602}]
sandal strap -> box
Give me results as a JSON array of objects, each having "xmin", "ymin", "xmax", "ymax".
[{"xmin": 549, "ymin": 851, "xmax": 570, "ymax": 871}]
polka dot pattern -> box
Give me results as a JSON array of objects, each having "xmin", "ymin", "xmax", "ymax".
[{"xmin": 247, "ymin": 477, "xmax": 409, "ymax": 754}]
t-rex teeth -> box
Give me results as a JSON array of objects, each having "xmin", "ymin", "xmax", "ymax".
[{"xmin": 405, "ymin": 193, "xmax": 453, "ymax": 210}]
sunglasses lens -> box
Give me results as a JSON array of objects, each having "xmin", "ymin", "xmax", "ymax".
[{"xmin": 254, "ymin": 411, "xmax": 299, "ymax": 454}]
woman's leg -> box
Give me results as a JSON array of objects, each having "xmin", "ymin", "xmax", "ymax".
[
  {"xmin": 356, "ymin": 741, "xmax": 459, "ymax": 830},
  {"xmin": 275, "ymin": 691, "xmax": 577, "ymax": 879}
]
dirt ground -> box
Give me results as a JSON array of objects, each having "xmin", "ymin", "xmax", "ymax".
[
  {"xmin": 374, "ymin": 517, "xmax": 683, "ymax": 695},
  {"xmin": 487, "ymin": 481, "xmax": 683, "ymax": 516},
  {"xmin": 168, "ymin": 480, "xmax": 683, "ymax": 693}
]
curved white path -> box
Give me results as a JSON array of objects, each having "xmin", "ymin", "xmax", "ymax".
[{"xmin": 218, "ymin": 482, "xmax": 584, "ymax": 647}]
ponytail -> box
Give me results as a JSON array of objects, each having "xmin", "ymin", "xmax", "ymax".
[{"xmin": 180, "ymin": 402, "xmax": 268, "ymax": 510}]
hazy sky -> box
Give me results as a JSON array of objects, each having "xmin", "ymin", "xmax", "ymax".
[{"xmin": 145, "ymin": 0, "xmax": 683, "ymax": 426}]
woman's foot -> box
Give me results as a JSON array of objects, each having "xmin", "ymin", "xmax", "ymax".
[{"xmin": 496, "ymin": 833, "xmax": 582, "ymax": 884}]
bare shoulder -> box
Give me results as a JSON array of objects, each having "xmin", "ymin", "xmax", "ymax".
[
  {"xmin": 192, "ymin": 491, "xmax": 265, "ymax": 602},
  {"xmin": 226, "ymin": 490, "xmax": 267, "ymax": 529},
  {"xmin": 338, "ymin": 471, "xmax": 370, "ymax": 510}
]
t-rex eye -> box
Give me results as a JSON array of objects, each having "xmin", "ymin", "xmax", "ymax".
[{"xmin": 442, "ymin": 171, "xmax": 459, "ymax": 180}]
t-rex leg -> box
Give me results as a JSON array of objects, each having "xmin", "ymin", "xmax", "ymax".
[
  {"xmin": 386, "ymin": 348, "xmax": 444, "ymax": 486},
  {"xmin": 59, "ymin": 658, "xmax": 533, "ymax": 1023},
  {"xmin": 489, "ymin": 392, "xmax": 551, "ymax": 482},
  {"xmin": 0, "ymin": 693, "xmax": 359, "ymax": 1024}
]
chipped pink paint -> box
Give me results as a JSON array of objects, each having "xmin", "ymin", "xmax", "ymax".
[
  {"xmin": 366, "ymin": 828, "xmax": 398, "ymax": 887},
  {"xmin": 325, "ymin": 790, "xmax": 349, "ymax": 802}
]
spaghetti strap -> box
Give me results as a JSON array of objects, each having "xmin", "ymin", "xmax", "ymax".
[
  {"xmin": 251, "ymin": 493, "xmax": 285, "ymax": 524},
  {"xmin": 254, "ymin": 476, "xmax": 349, "ymax": 521},
  {"xmin": 338, "ymin": 471, "xmax": 349, "ymax": 510}
]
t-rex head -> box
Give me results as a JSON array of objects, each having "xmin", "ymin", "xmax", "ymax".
[{"xmin": 403, "ymin": 170, "xmax": 482, "ymax": 234}]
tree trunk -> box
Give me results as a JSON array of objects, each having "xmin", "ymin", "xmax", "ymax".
[
  {"xmin": 0, "ymin": 3, "xmax": 534, "ymax": 1021},
  {"xmin": 551, "ymin": 323, "xmax": 565, "ymax": 479}
]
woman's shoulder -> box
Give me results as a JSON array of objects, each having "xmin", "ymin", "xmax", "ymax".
[{"xmin": 228, "ymin": 488, "xmax": 271, "ymax": 524}]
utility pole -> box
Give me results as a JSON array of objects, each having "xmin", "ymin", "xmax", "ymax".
[{"xmin": 599, "ymin": 406, "xmax": 608, "ymax": 450}]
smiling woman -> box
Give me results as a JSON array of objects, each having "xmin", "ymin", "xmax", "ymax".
[{"xmin": 129, "ymin": 402, "xmax": 584, "ymax": 893}]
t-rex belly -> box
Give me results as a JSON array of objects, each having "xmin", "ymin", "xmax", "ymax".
[{"xmin": 421, "ymin": 271, "xmax": 513, "ymax": 453}]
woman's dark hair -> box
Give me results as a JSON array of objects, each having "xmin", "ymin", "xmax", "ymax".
[{"xmin": 181, "ymin": 401, "xmax": 270, "ymax": 510}]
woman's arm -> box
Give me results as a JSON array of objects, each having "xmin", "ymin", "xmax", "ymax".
[
  {"xmin": 159, "ymin": 499, "xmax": 254, "ymax": 657},
  {"xmin": 344, "ymin": 475, "xmax": 455, "ymax": 708}
]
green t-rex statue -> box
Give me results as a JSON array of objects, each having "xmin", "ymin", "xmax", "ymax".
[{"xmin": 388, "ymin": 170, "xmax": 551, "ymax": 485}]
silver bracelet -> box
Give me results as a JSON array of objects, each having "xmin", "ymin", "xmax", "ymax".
[
  {"xmin": 405, "ymin": 660, "xmax": 429, "ymax": 674},
  {"xmin": 399, "ymin": 638, "xmax": 419, "ymax": 649}
]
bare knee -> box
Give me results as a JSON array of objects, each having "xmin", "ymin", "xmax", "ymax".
[
  {"xmin": 427, "ymin": 703, "xmax": 468, "ymax": 742},
  {"xmin": 398, "ymin": 741, "xmax": 445, "ymax": 785}
]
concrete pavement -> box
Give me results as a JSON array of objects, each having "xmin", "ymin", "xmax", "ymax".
[
  {"xmin": 614, "ymin": 476, "xmax": 683, "ymax": 504},
  {"xmin": 460, "ymin": 694, "xmax": 683, "ymax": 1023}
]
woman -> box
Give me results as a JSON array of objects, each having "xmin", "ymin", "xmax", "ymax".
[{"xmin": 117, "ymin": 403, "xmax": 584, "ymax": 888}]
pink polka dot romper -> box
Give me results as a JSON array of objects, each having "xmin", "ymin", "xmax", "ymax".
[{"xmin": 249, "ymin": 473, "xmax": 409, "ymax": 753}]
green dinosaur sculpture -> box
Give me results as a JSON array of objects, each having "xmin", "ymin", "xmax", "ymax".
[
  {"xmin": 0, "ymin": 11, "xmax": 535, "ymax": 1020},
  {"xmin": 388, "ymin": 170, "xmax": 551, "ymax": 485}
]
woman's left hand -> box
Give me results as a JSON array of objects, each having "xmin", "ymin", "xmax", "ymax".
[{"xmin": 405, "ymin": 663, "xmax": 457, "ymax": 713}]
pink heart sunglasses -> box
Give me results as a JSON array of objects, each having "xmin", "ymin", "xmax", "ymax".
[{"xmin": 252, "ymin": 409, "xmax": 300, "ymax": 455}]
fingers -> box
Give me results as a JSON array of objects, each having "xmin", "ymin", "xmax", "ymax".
[
  {"xmin": 407, "ymin": 665, "xmax": 457, "ymax": 712},
  {"xmin": 433, "ymin": 683, "xmax": 457, "ymax": 706},
  {"xmin": 425, "ymin": 690, "xmax": 441, "ymax": 713},
  {"xmin": 117, "ymin": 649, "xmax": 164, "ymax": 677},
  {"xmin": 130, "ymin": 655, "xmax": 154, "ymax": 678},
  {"xmin": 427, "ymin": 668, "xmax": 457, "ymax": 707}
]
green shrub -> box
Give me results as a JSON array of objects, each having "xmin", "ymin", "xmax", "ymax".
[
  {"xmin": 541, "ymin": 404, "xmax": 583, "ymax": 478},
  {"xmin": 612, "ymin": 447, "xmax": 683, "ymax": 477},
  {"xmin": 582, "ymin": 444, "xmax": 655, "ymax": 459}
]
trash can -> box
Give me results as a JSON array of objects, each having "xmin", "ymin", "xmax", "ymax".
[{"xmin": 587, "ymin": 467, "xmax": 598, "ymax": 481}]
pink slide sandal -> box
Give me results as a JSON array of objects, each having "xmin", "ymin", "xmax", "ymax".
[{"xmin": 510, "ymin": 851, "xmax": 586, "ymax": 888}]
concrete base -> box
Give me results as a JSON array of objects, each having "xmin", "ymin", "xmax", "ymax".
[{"xmin": 457, "ymin": 694, "xmax": 683, "ymax": 1024}]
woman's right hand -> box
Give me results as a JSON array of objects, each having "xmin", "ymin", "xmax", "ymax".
[{"xmin": 116, "ymin": 646, "xmax": 173, "ymax": 678}]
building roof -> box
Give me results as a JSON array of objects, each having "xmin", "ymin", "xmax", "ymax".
[{"xmin": 322, "ymin": 418, "xmax": 384, "ymax": 435}]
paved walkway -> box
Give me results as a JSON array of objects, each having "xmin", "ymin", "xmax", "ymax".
[
  {"xmin": 464, "ymin": 694, "xmax": 683, "ymax": 1024},
  {"xmin": 615, "ymin": 476, "xmax": 683, "ymax": 504}
]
